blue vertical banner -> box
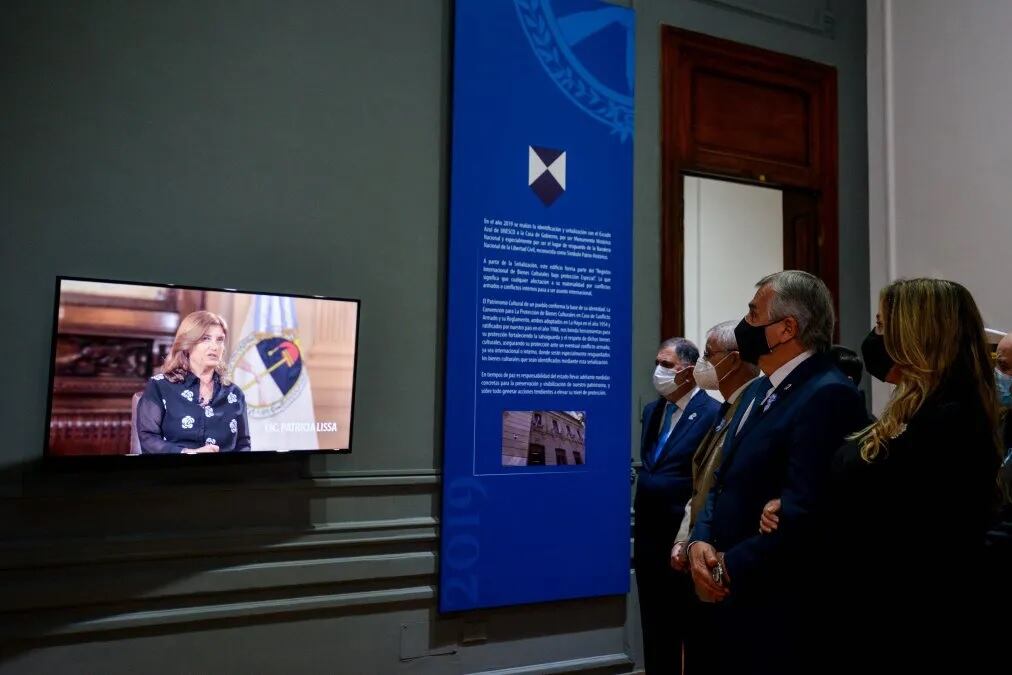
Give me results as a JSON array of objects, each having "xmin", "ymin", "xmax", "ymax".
[{"xmin": 440, "ymin": 0, "xmax": 634, "ymax": 612}]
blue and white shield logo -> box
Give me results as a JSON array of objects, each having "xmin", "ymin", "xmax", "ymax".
[{"xmin": 529, "ymin": 145, "xmax": 566, "ymax": 206}]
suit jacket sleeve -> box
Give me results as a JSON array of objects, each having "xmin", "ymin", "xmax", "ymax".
[
  {"xmin": 234, "ymin": 389, "xmax": 251, "ymax": 451},
  {"xmin": 723, "ymin": 382, "xmax": 866, "ymax": 593},
  {"xmin": 639, "ymin": 400, "xmax": 657, "ymax": 460},
  {"xmin": 691, "ymin": 480, "xmax": 718, "ymax": 543}
]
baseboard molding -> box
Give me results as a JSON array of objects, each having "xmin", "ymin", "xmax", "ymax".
[{"xmin": 468, "ymin": 652, "xmax": 634, "ymax": 675}]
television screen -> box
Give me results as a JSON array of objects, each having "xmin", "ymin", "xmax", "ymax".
[{"xmin": 44, "ymin": 277, "xmax": 360, "ymax": 456}]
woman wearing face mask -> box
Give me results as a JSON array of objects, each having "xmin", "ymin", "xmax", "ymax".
[
  {"xmin": 819, "ymin": 279, "xmax": 1002, "ymax": 672},
  {"xmin": 135, "ymin": 310, "xmax": 251, "ymax": 454}
]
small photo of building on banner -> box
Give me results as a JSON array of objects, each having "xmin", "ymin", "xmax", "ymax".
[{"xmin": 501, "ymin": 410, "xmax": 586, "ymax": 466}]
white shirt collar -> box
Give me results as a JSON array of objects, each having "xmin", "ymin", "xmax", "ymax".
[
  {"xmin": 727, "ymin": 375, "xmax": 762, "ymax": 404},
  {"xmin": 767, "ymin": 350, "xmax": 815, "ymax": 389},
  {"xmin": 674, "ymin": 386, "xmax": 698, "ymax": 410}
]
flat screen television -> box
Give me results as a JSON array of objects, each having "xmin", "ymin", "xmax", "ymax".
[{"xmin": 44, "ymin": 277, "xmax": 360, "ymax": 456}]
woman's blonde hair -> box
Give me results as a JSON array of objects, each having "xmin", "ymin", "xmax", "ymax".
[
  {"xmin": 856, "ymin": 278, "xmax": 1000, "ymax": 462},
  {"xmin": 160, "ymin": 310, "xmax": 231, "ymax": 384}
]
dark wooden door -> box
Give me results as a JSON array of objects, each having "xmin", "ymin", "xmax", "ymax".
[{"xmin": 661, "ymin": 27, "xmax": 839, "ymax": 338}]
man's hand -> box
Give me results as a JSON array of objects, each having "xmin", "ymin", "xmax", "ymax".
[
  {"xmin": 670, "ymin": 540, "xmax": 689, "ymax": 572},
  {"xmin": 759, "ymin": 498, "xmax": 781, "ymax": 534},
  {"xmin": 688, "ymin": 541, "xmax": 729, "ymax": 602}
]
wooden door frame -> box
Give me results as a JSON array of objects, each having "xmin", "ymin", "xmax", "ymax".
[{"xmin": 660, "ymin": 27, "xmax": 839, "ymax": 339}]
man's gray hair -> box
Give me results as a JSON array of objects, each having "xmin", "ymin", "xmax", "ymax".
[
  {"xmin": 706, "ymin": 320, "xmax": 759, "ymax": 375},
  {"xmin": 756, "ymin": 270, "xmax": 835, "ymax": 352},
  {"xmin": 659, "ymin": 337, "xmax": 699, "ymax": 366},
  {"xmin": 705, "ymin": 320, "xmax": 739, "ymax": 353}
]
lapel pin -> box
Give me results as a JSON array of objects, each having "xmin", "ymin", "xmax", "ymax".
[{"xmin": 688, "ymin": 412, "xmax": 697, "ymax": 421}]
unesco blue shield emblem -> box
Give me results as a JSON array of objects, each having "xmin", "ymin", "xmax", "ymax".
[{"xmin": 529, "ymin": 145, "xmax": 566, "ymax": 206}]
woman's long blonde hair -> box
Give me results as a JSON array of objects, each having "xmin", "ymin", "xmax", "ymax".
[
  {"xmin": 857, "ymin": 278, "xmax": 1000, "ymax": 462},
  {"xmin": 160, "ymin": 310, "xmax": 231, "ymax": 384}
]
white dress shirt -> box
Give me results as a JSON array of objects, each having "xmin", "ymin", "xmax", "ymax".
[{"xmin": 658, "ymin": 387, "xmax": 699, "ymax": 437}]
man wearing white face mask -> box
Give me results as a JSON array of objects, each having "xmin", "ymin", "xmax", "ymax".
[
  {"xmin": 996, "ymin": 333, "xmax": 1012, "ymax": 457},
  {"xmin": 994, "ymin": 333, "xmax": 1012, "ymax": 515},
  {"xmin": 667, "ymin": 322, "xmax": 762, "ymax": 675},
  {"xmin": 635, "ymin": 337, "xmax": 720, "ymax": 675},
  {"xmin": 988, "ymin": 335, "xmax": 1012, "ymax": 633},
  {"xmin": 670, "ymin": 321, "xmax": 762, "ymax": 567}
]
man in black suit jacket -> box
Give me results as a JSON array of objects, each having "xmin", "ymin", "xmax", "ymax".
[
  {"xmin": 635, "ymin": 337, "xmax": 720, "ymax": 674},
  {"xmin": 990, "ymin": 333, "xmax": 1012, "ymax": 613},
  {"xmin": 687, "ymin": 271, "xmax": 867, "ymax": 675}
]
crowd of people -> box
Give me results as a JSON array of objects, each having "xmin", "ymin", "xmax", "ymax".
[{"xmin": 634, "ymin": 270, "xmax": 1010, "ymax": 674}]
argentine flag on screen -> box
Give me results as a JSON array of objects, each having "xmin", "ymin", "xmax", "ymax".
[{"xmin": 228, "ymin": 295, "xmax": 319, "ymax": 451}]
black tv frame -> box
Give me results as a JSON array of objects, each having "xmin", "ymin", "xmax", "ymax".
[{"xmin": 42, "ymin": 275, "xmax": 361, "ymax": 467}]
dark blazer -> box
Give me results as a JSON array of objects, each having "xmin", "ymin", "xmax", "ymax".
[
  {"xmin": 633, "ymin": 391, "xmax": 721, "ymax": 675},
  {"xmin": 694, "ymin": 354, "xmax": 865, "ymax": 592},
  {"xmin": 692, "ymin": 353, "xmax": 866, "ymax": 674},
  {"xmin": 826, "ymin": 376, "xmax": 1001, "ymax": 672},
  {"xmin": 636, "ymin": 389, "xmax": 721, "ymax": 534},
  {"xmin": 1003, "ymin": 410, "xmax": 1012, "ymax": 455}
]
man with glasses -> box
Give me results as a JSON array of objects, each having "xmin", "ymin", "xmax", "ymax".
[
  {"xmin": 666, "ymin": 321, "xmax": 761, "ymax": 674},
  {"xmin": 635, "ymin": 337, "xmax": 720, "ymax": 674}
]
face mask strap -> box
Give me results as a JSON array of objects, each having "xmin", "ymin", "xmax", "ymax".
[
  {"xmin": 762, "ymin": 317, "xmax": 793, "ymax": 352},
  {"xmin": 704, "ymin": 354, "xmax": 736, "ymax": 380},
  {"xmin": 712, "ymin": 352, "xmax": 736, "ymax": 382}
]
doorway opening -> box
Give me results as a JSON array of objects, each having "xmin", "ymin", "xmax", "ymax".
[{"xmin": 661, "ymin": 28, "xmax": 839, "ymax": 340}]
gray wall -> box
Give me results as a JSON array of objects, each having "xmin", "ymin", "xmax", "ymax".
[{"xmin": 0, "ymin": 1, "xmax": 866, "ymax": 673}]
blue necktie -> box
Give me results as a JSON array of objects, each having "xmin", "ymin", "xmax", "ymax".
[{"xmin": 651, "ymin": 402, "xmax": 678, "ymax": 464}]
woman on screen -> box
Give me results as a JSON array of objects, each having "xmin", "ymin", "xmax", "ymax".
[{"xmin": 136, "ymin": 311, "xmax": 251, "ymax": 453}]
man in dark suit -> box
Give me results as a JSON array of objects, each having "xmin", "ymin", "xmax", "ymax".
[
  {"xmin": 687, "ymin": 271, "xmax": 867, "ymax": 675},
  {"xmin": 996, "ymin": 332, "xmax": 1012, "ymax": 454},
  {"xmin": 635, "ymin": 337, "xmax": 720, "ymax": 674},
  {"xmin": 668, "ymin": 321, "xmax": 762, "ymax": 675},
  {"xmin": 990, "ymin": 333, "xmax": 1012, "ymax": 602}
]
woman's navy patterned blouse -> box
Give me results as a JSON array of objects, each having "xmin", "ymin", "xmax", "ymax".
[{"xmin": 136, "ymin": 370, "xmax": 251, "ymax": 453}]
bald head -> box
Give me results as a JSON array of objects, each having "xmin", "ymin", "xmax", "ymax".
[{"xmin": 997, "ymin": 333, "xmax": 1012, "ymax": 376}]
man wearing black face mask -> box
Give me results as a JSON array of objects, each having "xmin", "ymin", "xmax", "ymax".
[{"xmin": 686, "ymin": 271, "xmax": 867, "ymax": 675}]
